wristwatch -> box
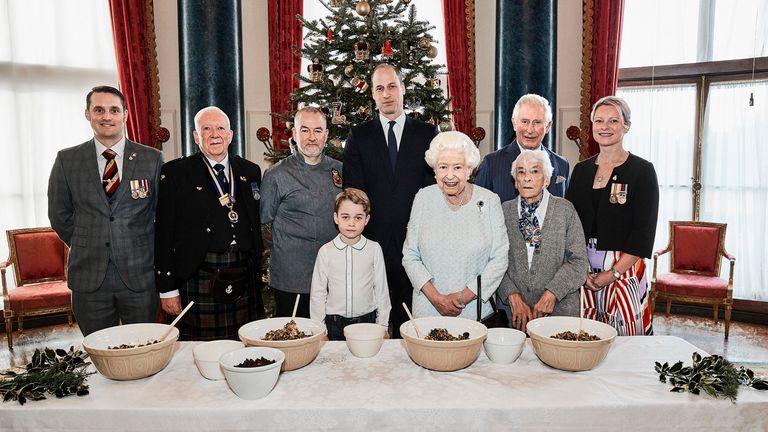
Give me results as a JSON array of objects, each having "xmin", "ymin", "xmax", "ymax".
[{"xmin": 610, "ymin": 268, "xmax": 621, "ymax": 280}]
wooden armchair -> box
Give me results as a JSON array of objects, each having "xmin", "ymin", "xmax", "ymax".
[
  {"xmin": 650, "ymin": 221, "xmax": 734, "ymax": 338},
  {"xmin": 1, "ymin": 227, "xmax": 73, "ymax": 349}
]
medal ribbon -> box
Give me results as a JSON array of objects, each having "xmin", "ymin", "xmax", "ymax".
[{"xmin": 203, "ymin": 159, "xmax": 236, "ymax": 206}]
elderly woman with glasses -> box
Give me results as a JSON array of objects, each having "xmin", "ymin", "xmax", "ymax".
[
  {"xmin": 402, "ymin": 131, "xmax": 509, "ymax": 319},
  {"xmin": 498, "ymin": 150, "xmax": 589, "ymax": 331}
]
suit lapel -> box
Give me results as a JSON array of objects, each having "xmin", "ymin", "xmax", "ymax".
[
  {"xmin": 111, "ymin": 140, "xmax": 138, "ymax": 209},
  {"xmin": 191, "ymin": 153, "xmax": 218, "ymax": 224}
]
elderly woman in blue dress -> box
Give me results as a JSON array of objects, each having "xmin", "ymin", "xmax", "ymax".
[
  {"xmin": 402, "ymin": 131, "xmax": 509, "ymax": 319},
  {"xmin": 497, "ymin": 150, "xmax": 589, "ymax": 331}
]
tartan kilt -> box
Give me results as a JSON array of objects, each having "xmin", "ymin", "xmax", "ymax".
[{"xmin": 176, "ymin": 250, "xmax": 265, "ymax": 341}]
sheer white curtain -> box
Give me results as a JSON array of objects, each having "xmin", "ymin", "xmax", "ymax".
[
  {"xmin": 0, "ymin": 0, "xmax": 117, "ymax": 264},
  {"xmin": 700, "ymin": 80, "xmax": 768, "ymax": 300},
  {"xmin": 617, "ymin": 85, "xmax": 697, "ymax": 273}
]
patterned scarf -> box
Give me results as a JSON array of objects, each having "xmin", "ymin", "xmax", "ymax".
[{"xmin": 519, "ymin": 197, "xmax": 542, "ymax": 250}]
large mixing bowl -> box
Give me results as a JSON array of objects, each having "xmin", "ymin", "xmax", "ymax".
[
  {"xmin": 526, "ymin": 316, "xmax": 617, "ymax": 371},
  {"xmin": 82, "ymin": 323, "xmax": 179, "ymax": 380},
  {"xmin": 239, "ymin": 317, "xmax": 326, "ymax": 371},
  {"xmin": 400, "ymin": 316, "xmax": 487, "ymax": 372}
]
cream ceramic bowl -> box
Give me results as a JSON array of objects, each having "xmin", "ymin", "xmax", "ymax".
[
  {"xmin": 343, "ymin": 323, "xmax": 386, "ymax": 358},
  {"xmin": 82, "ymin": 323, "xmax": 179, "ymax": 380},
  {"xmin": 219, "ymin": 347, "xmax": 285, "ymax": 400},
  {"xmin": 238, "ymin": 317, "xmax": 326, "ymax": 371},
  {"xmin": 400, "ymin": 316, "xmax": 487, "ymax": 372},
  {"xmin": 526, "ymin": 316, "xmax": 617, "ymax": 371},
  {"xmin": 483, "ymin": 327, "xmax": 527, "ymax": 364},
  {"xmin": 193, "ymin": 340, "xmax": 245, "ymax": 380}
]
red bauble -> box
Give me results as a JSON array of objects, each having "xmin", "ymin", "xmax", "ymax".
[
  {"xmin": 382, "ymin": 39, "xmax": 393, "ymax": 57},
  {"xmin": 327, "ymin": 28, "xmax": 333, "ymax": 42}
]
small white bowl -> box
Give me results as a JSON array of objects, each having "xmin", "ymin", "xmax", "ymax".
[
  {"xmin": 343, "ymin": 323, "xmax": 386, "ymax": 358},
  {"xmin": 219, "ymin": 347, "xmax": 285, "ymax": 400},
  {"xmin": 193, "ymin": 340, "xmax": 245, "ymax": 380},
  {"xmin": 483, "ymin": 327, "xmax": 526, "ymax": 364}
]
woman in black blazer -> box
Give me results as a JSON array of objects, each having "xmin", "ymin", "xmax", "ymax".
[{"xmin": 566, "ymin": 96, "xmax": 659, "ymax": 336}]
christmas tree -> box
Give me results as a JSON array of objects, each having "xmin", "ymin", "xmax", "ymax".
[{"xmin": 266, "ymin": 0, "xmax": 453, "ymax": 163}]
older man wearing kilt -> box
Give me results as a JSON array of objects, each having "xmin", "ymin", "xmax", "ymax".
[{"xmin": 155, "ymin": 106, "xmax": 265, "ymax": 340}]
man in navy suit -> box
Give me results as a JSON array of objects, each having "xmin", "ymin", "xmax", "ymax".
[
  {"xmin": 343, "ymin": 64, "xmax": 437, "ymax": 338},
  {"xmin": 476, "ymin": 94, "xmax": 569, "ymax": 203}
]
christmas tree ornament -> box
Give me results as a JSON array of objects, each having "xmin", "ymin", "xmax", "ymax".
[
  {"xmin": 355, "ymin": 0, "xmax": 370, "ymax": 16},
  {"xmin": 327, "ymin": 28, "xmax": 333, "ymax": 42},
  {"xmin": 439, "ymin": 120, "xmax": 454, "ymax": 132},
  {"xmin": 307, "ymin": 58, "xmax": 325, "ymax": 82},
  {"xmin": 350, "ymin": 76, "xmax": 369, "ymax": 93},
  {"xmin": 330, "ymin": 0, "xmax": 342, "ymax": 7},
  {"xmin": 354, "ymin": 40, "xmax": 370, "ymax": 61},
  {"xmin": 427, "ymin": 45, "xmax": 438, "ymax": 59},
  {"xmin": 344, "ymin": 64, "xmax": 355, "ymax": 77},
  {"xmin": 331, "ymin": 101, "xmax": 347, "ymax": 125},
  {"xmin": 330, "ymin": 137, "xmax": 342, "ymax": 147},
  {"xmin": 426, "ymin": 77, "xmax": 441, "ymax": 89},
  {"xmin": 381, "ymin": 39, "xmax": 394, "ymax": 57},
  {"xmin": 357, "ymin": 105, "xmax": 369, "ymax": 115},
  {"xmin": 285, "ymin": 121, "xmax": 293, "ymax": 130},
  {"xmin": 418, "ymin": 37, "xmax": 431, "ymax": 50}
]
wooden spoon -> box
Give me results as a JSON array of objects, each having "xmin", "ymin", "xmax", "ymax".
[
  {"xmin": 160, "ymin": 301, "xmax": 194, "ymax": 341},
  {"xmin": 402, "ymin": 302, "xmax": 423, "ymax": 338},
  {"xmin": 291, "ymin": 294, "xmax": 301, "ymax": 319}
]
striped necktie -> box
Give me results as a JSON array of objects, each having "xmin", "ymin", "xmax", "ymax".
[{"xmin": 102, "ymin": 149, "xmax": 120, "ymax": 198}]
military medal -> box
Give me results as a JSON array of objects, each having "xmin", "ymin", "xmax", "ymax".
[
  {"xmin": 609, "ymin": 183, "xmax": 619, "ymax": 204},
  {"xmin": 617, "ymin": 184, "xmax": 628, "ymax": 204},
  {"xmin": 129, "ymin": 179, "xmax": 150, "ymax": 199},
  {"xmin": 204, "ymin": 160, "xmax": 239, "ymax": 223}
]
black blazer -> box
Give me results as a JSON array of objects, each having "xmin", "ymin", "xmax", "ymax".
[
  {"xmin": 343, "ymin": 116, "xmax": 437, "ymax": 255},
  {"xmin": 154, "ymin": 153, "xmax": 263, "ymax": 293},
  {"xmin": 565, "ymin": 153, "xmax": 659, "ymax": 258}
]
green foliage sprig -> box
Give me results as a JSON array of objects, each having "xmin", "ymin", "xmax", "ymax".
[
  {"xmin": 655, "ymin": 352, "xmax": 768, "ymax": 402},
  {"xmin": 1, "ymin": 346, "xmax": 93, "ymax": 405}
]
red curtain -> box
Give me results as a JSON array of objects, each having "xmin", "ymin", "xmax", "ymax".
[
  {"xmin": 442, "ymin": 0, "xmax": 476, "ymax": 135},
  {"xmin": 268, "ymin": 0, "xmax": 303, "ymax": 148},
  {"xmin": 580, "ymin": 0, "xmax": 625, "ymax": 156},
  {"xmin": 109, "ymin": 0, "xmax": 162, "ymax": 149}
]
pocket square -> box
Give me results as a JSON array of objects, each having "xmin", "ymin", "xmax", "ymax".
[{"xmin": 556, "ymin": 175, "xmax": 566, "ymax": 184}]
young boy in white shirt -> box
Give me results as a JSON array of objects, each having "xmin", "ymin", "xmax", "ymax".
[{"xmin": 310, "ymin": 188, "xmax": 391, "ymax": 340}]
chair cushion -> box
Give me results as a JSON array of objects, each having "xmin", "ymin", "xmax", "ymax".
[
  {"xmin": 13, "ymin": 231, "xmax": 67, "ymax": 282},
  {"xmin": 8, "ymin": 281, "xmax": 72, "ymax": 312},
  {"xmin": 673, "ymin": 225, "xmax": 721, "ymax": 273},
  {"xmin": 655, "ymin": 273, "xmax": 728, "ymax": 298}
]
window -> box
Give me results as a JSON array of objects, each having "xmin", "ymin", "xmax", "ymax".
[
  {"xmin": 0, "ymin": 0, "xmax": 118, "ymax": 262},
  {"xmin": 618, "ymin": 0, "xmax": 768, "ymax": 301}
]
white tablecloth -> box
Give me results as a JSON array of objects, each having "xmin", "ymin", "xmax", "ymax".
[{"xmin": 2, "ymin": 336, "xmax": 766, "ymax": 431}]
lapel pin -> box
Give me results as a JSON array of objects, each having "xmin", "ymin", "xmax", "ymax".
[
  {"xmin": 128, "ymin": 152, "xmax": 137, "ymax": 161},
  {"xmin": 196, "ymin": 186, "xmax": 203, "ymax": 191},
  {"xmin": 160, "ymin": 174, "xmax": 166, "ymax": 180},
  {"xmin": 239, "ymin": 176, "xmax": 247, "ymax": 182},
  {"xmin": 612, "ymin": 175, "xmax": 617, "ymax": 181}
]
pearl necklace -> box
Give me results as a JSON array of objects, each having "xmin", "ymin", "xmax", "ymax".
[{"xmin": 444, "ymin": 186, "xmax": 468, "ymax": 209}]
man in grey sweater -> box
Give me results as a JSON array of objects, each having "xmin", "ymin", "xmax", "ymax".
[{"xmin": 260, "ymin": 107, "xmax": 343, "ymax": 317}]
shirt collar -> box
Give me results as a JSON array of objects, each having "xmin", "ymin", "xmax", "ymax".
[
  {"xmin": 94, "ymin": 136, "xmax": 126, "ymax": 157},
  {"xmin": 332, "ymin": 234, "xmax": 368, "ymax": 250},
  {"xmin": 515, "ymin": 140, "xmax": 542, "ymax": 153},
  {"xmin": 205, "ymin": 154, "xmax": 230, "ymax": 170},
  {"xmin": 378, "ymin": 111, "xmax": 406, "ymax": 131}
]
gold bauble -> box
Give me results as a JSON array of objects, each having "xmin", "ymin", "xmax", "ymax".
[
  {"xmin": 418, "ymin": 37, "xmax": 431, "ymax": 50},
  {"xmin": 439, "ymin": 121, "xmax": 454, "ymax": 132},
  {"xmin": 427, "ymin": 45, "xmax": 438, "ymax": 58},
  {"xmin": 355, "ymin": 0, "xmax": 370, "ymax": 16}
]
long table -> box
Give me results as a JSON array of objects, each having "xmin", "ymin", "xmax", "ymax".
[{"xmin": 2, "ymin": 336, "xmax": 767, "ymax": 431}]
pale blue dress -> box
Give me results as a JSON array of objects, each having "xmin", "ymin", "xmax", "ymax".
[{"xmin": 402, "ymin": 184, "xmax": 509, "ymax": 319}]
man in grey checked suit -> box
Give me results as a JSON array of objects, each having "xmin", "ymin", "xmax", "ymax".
[{"xmin": 48, "ymin": 86, "xmax": 163, "ymax": 336}]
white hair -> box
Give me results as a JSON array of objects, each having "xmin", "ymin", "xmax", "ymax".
[
  {"xmin": 511, "ymin": 94, "xmax": 553, "ymax": 123},
  {"xmin": 194, "ymin": 106, "xmax": 231, "ymax": 132},
  {"xmin": 424, "ymin": 131, "xmax": 481, "ymax": 170},
  {"xmin": 511, "ymin": 149, "xmax": 554, "ymax": 180}
]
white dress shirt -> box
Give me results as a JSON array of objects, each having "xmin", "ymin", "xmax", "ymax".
[
  {"xmin": 310, "ymin": 235, "xmax": 391, "ymax": 327},
  {"xmin": 517, "ymin": 189, "xmax": 550, "ymax": 269},
  {"xmin": 95, "ymin": 137, "xmax": 126, "ymax": 177},
  {"xmin": 378, "ymin": 112, "xmax": 406, "ymax": 150}
]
